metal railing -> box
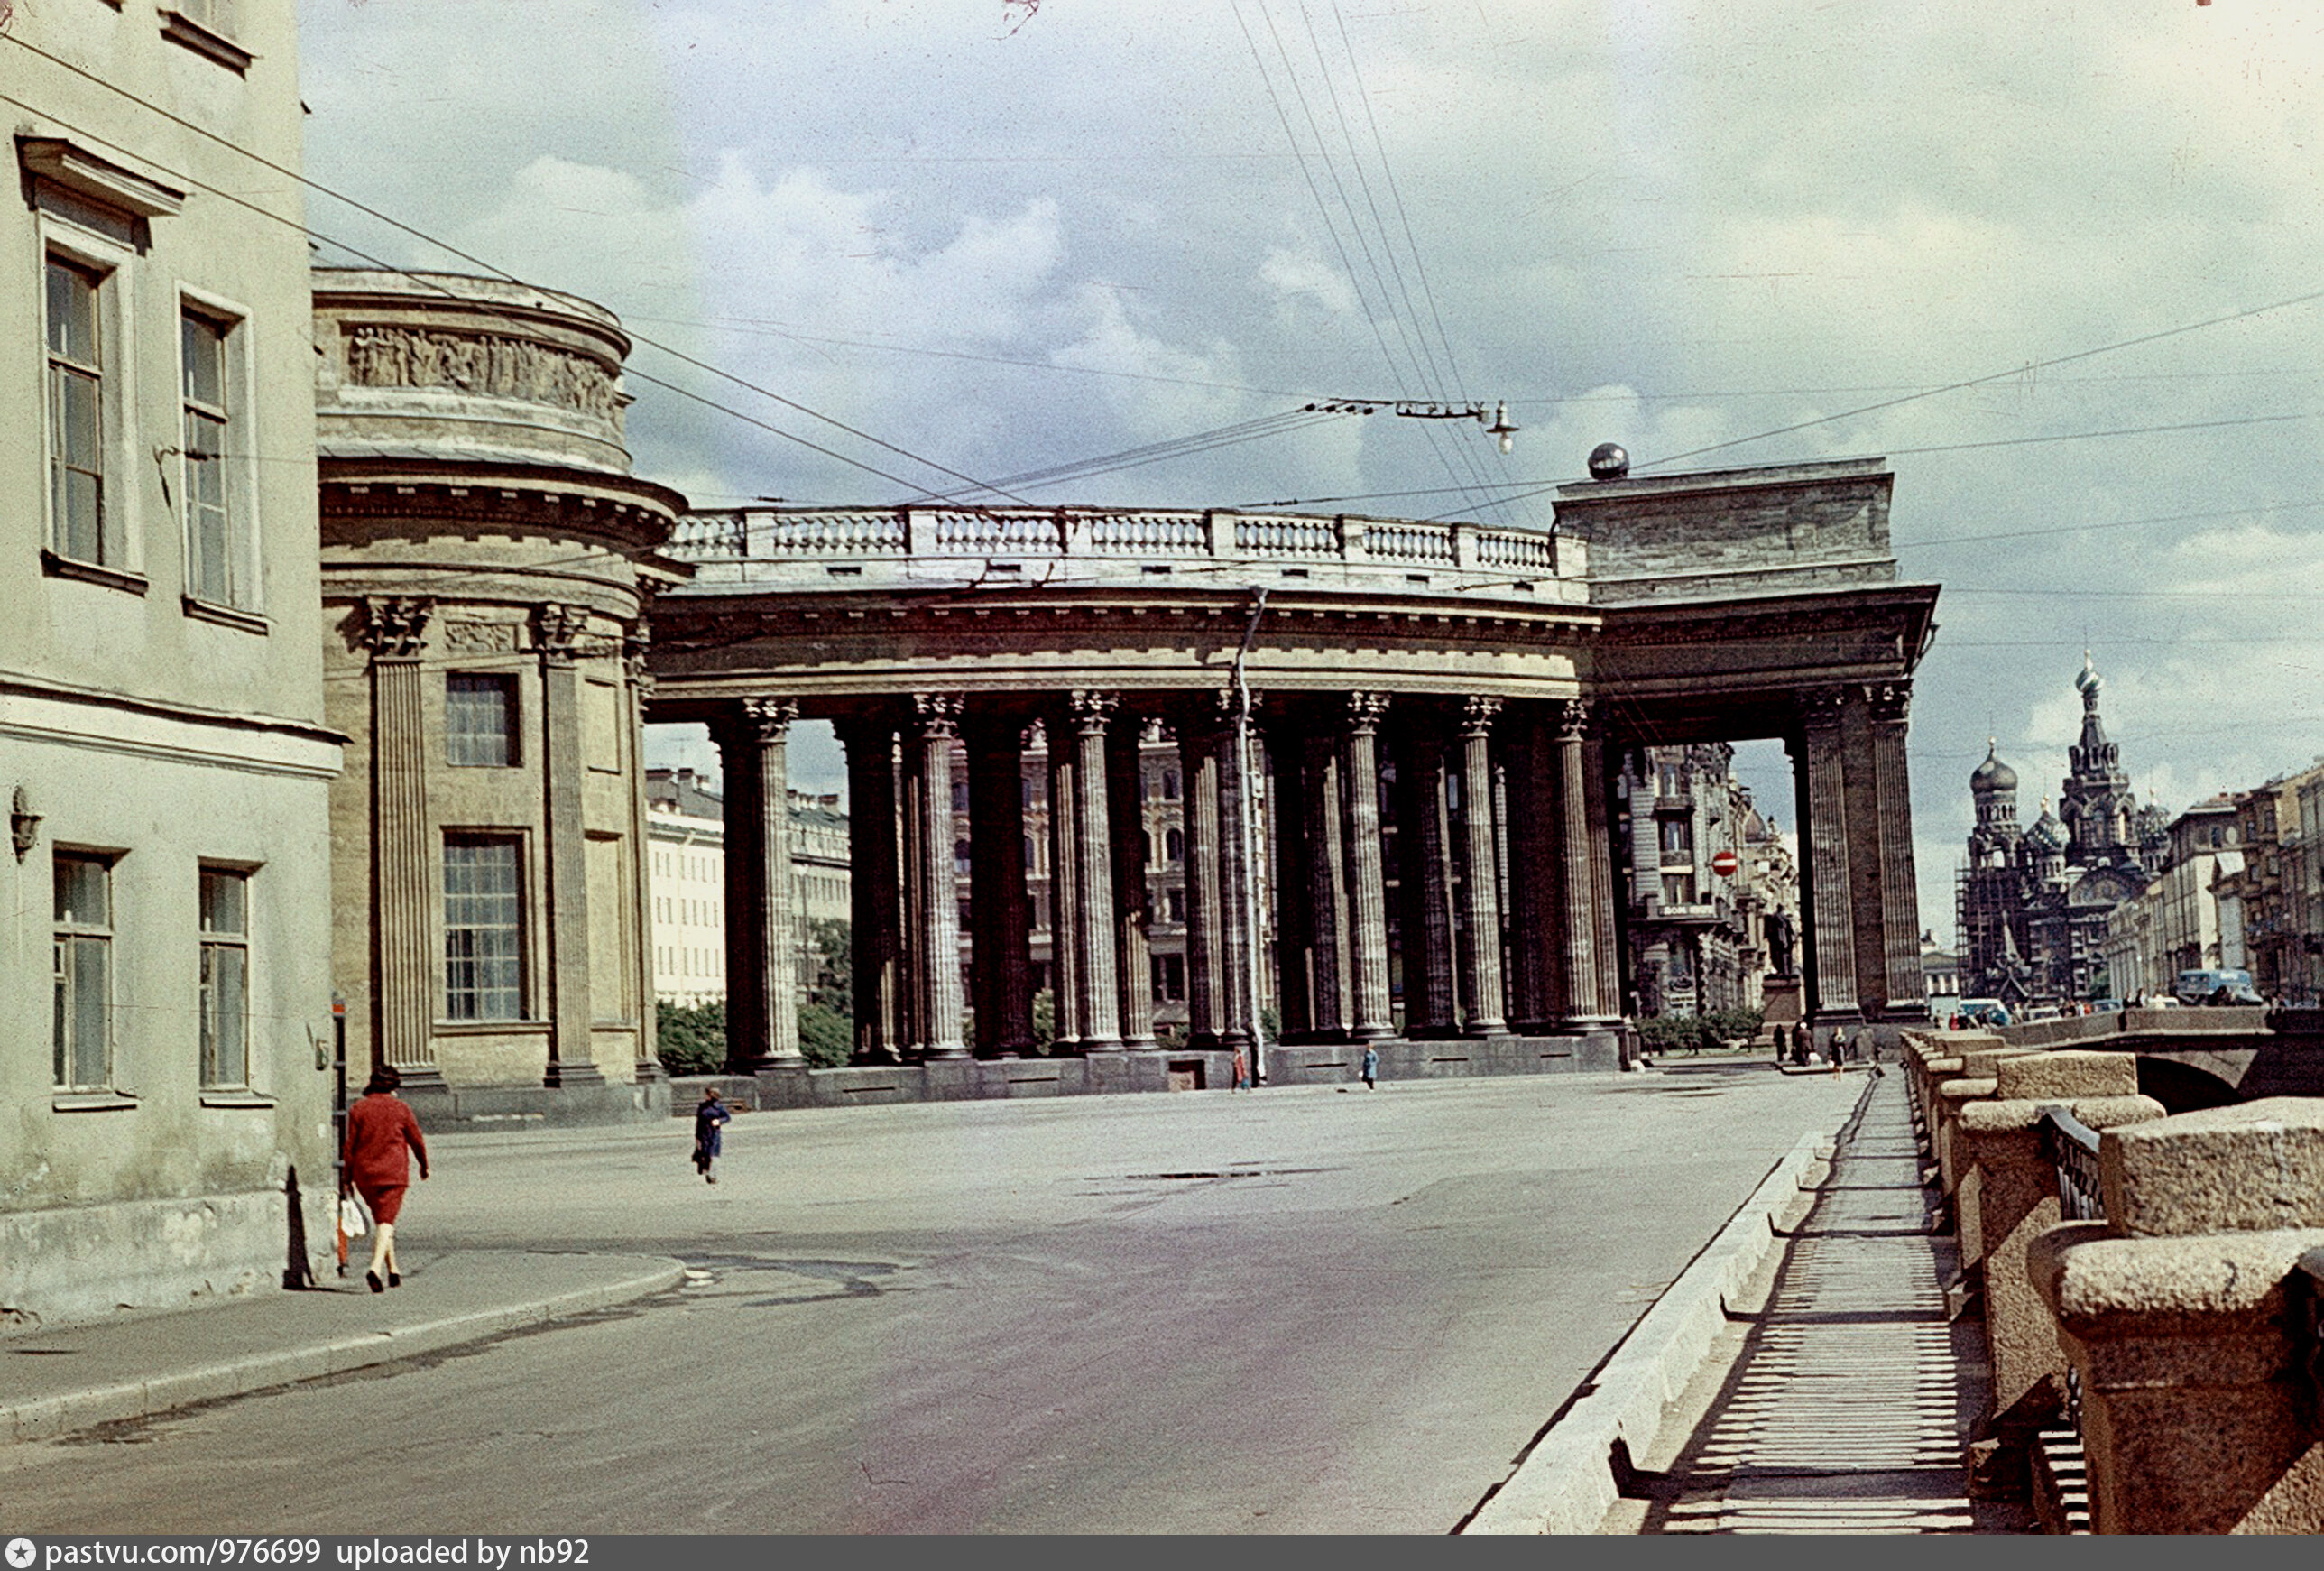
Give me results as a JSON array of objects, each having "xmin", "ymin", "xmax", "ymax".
[{"xmin": 2041, "ymin": 1104, "xmax": 2106, "ymax": 1446}]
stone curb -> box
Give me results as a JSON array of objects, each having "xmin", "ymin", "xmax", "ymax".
[
  {"xmin": 1, "ymin": 1256, "xmax": 685, "ymax": 1446},
  {"xmin": 1459, "ymin": 1080, "xmax": 1871, "ymax": 1535}
]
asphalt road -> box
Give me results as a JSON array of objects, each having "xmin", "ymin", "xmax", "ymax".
[{"xmin": 5, "ymin": 1061, "xmax": 1860, "ymax": 1534}]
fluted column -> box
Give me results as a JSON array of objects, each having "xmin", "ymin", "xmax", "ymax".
[
  {"xmin": 1107, "ymin": 711, "xmax": 1158, "ymax": 1049},
  {"xmin": 837, "ymin": 714, "xmax": 903, "ymax": 1064},
  {"xmin": 1045, "ymin": 716, "xmax": 1081, "ymax": 1052},
  {"xmin": 909, "ymin": 694, "xmax": 968, "ymax": 1058},
  {"xmin": 1868, "ymin": 680, "xmax": 1929, "ymax": 1020},
  {"xmin": 1456, "ymin": 696, "xmax": 1508, "ymax": 1035},
  {"xmin": 362, "ymin": 596, "xmax": 441, "ymax": 1088},
  {"xmin": 966, "ymin": 710, "xmax": 1036, "ymax": 1057},
  {"xmin": 1176, "ymin": 707, "xmax": 1224, "ymax": 1049},
  {"xmin": 1396, "ymin": 712, "xmax": 1459, "ymax": 1037},
  {"xmin": 1343, "ymin": 694, "xmax": 1394, "ymax": 1040},
  {"xmin": 1798, "ymin": 687, "xmax": 1859, "ymax": 1019},
  {"xmin": 537, "ymin": 605, "xmax": 602, "ymax": 1086},
  {"xmin": 1068, "ymin": 690, "xmax": 1123, "ymax": 1051},
  {"xmin": 1585, "ymin": 732, "xmax": 1624, "ymax": 1021},
  {"xmin": 1550, "ymin": 701, "xmax": 1612, "ymax": 1024},
  {"xmin": 624, "ymin": 633, "xmax": 660, "ymax": 1083},
  {"xmin": 1267, "ymin": 712, "xmax": 1314, "ymax": 1039},
  {"xmin": 1504, "ymin": 705, "xmax": 1556, "ymax": 1030},
  {"xmin": 1213, "ymin": 692, "xmax": 1259, "ymax": 1053},
  {"xmin": 714, "ymin": 697, "xmax": 800, "ymax": 1073},
  {"xmin": 1303, "ymin": 722, "xmax": 1350, "ymax": 1040}
]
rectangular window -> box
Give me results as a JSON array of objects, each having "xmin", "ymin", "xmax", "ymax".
[
  {"xmin": 446, "ymin": 674, "xmax": 519, "ymax": 766},
  {"xmin": 47, "ymin": 257, "xmax": 109, "ymax": 565},
  {"xmin": 198, "ymin": 867, "xmax": 250, "ymax": 1087},
  {"xmin": 444, "ymin": 836, "xmax": 525, "ymax": 1021},
  {"xmin": 180, "ymin": 309, "xmax": 239, "ymax": 605},
  {"xmin": 1659, "ymin": 818, "xmax": 1693, "ymax": 857},
  {"xmin": 53, "ymin": 853, "xmax": 114, "ymax": 1089},
  {"xmin": 1663, "ymin": 873, "xmax": 1697, "ymax": 907}
]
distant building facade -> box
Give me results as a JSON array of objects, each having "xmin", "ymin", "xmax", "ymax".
[
  {"xmin": 4, "ymin": 0, "xmax": 342, "ymax": 1322},
  {"xmin": 1615, "ymin": 744, "xmax": 1799, "ymax": 1018},
  {"xmin": 643, "ymin": 767, "xmax": 847, "ymax": 1009},
  {"xmin": 1958, "ymin": 658, "xmax": 2166, "ymax": 1005}
]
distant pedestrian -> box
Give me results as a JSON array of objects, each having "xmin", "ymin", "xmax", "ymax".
[
  {"xmin": 1772, "ymin": 1023, "xmax": 1788, "ymax": 1064},
  {"xmin": 1791, "ymin": 1025, "xmax": 1810, "ymax": 1067},
  {"xmin": 693, "ymin": 1087, "xmax": 733, "ymax": 1184},
  {"xmin": 1360, "ymin": 1045, "xmax": 1379, "ymax": 1090},
  {"xmin": 343, "ymin": 1065, "xmax": 429, "ymax": 1294}
]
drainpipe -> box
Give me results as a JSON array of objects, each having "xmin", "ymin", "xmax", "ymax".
[{"xmin": 1233, "ymin": 587, "xmax": 1270, "ymax": 1084}]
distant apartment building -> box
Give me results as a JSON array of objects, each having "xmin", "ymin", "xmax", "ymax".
[
  {"xmin": 645, "ymin": 768, "xmax": 852, "ymax": 1008},
  {"xmin": 2103, "ymin": 797, "xmax": 2242, "ymax": 1001}
]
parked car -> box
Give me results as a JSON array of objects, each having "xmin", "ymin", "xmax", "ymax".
[
  {"xmin": 2091, "ymin": 998, "xmax": 2124, "ymax": 1013},
  {"xmin": 2024, "ymin": 1004, "xmax": 2063, "ymax": 1023}
]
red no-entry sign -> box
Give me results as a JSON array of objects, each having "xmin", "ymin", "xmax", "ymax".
[{"xmin": 1711, "ymin": 849, "xmax": 1739, "ymax": 878}]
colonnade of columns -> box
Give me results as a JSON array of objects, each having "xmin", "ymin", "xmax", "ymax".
[{"xmin": 707, "ymin": 688, "xmax": 1641, "ymax": 1070}]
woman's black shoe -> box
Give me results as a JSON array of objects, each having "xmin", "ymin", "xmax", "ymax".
[
  {"xmin": 388, "ymin": 1272, "xmax": 401, "ymax": 1288},
  {"xmin": 366, "ymin": 1270, "xmax": 384, "ymax": 1294}
]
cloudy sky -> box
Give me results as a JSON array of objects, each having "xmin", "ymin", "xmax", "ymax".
[{"xmin": 298, "ymin": 0, "xmax": 2324, "ymax": 940}]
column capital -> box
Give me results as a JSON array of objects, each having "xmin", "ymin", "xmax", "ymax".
[
  {"xmin": 735, "ymin": 696, "xmax": 799, "ymax": 744},
  {"xmin": 533, "ymin": 602, "xmax": 592, "ymax": 664},
  {"xmin": 1863, "ymin": 679, "xmax": 1912, "ymax": 725},
  {"xmin": 359, "ymin": 596, "xmax": 433, "ymax": 661},
  {"xmin": 1068, "ymin": 688, "xmax": 1119, "ymax": 735},
  {"xmin": 1346, "ymin": 691, "xmax": 1391, "ymax": 734},
  {"xmin": 1459, "ymin": 694, "xmax": 1503, "ymax": 738},
  {"xmin": 1556, "ymin": 697, "xmax": 1591, "ymax": 743},
  {"xmin": 623, "ymin": 630, "xmax": 654, "ymax": 699},
  {"xmin": 1800, "ymin": 684, "xmax": 1850, "ymax": 726},
  {"xmin": 911, "ymin": 691, "xmax": 964, "ymax": 738}
]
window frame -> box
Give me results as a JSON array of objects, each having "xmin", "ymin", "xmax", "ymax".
[
  {"xmin": 198, "ymin": 864, "xmax": 254, "ymax": 1090},
  {"xmin": 445, "ymin": 671, "xmax": 522, "ymax": 768},
  {"xmin": 442, "ymin": 832, "xmax": 529, "ymax": 1022},
  {"xmin": 177, "ymin": 289, "xmax": 262, "ymax": 618},
  {"xmin": 53, "ymin": 850, "xmax": 118, "ymax": 1093},
  {"xmin": 41, "ymin": 238, "xmax": 137, "ymax": 583}
]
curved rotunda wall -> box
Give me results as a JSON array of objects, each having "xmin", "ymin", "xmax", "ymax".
[{"xmin": 313, "ymin": 268, "xmax": 633, "ymax": 475}]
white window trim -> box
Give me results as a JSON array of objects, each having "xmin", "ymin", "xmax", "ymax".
[
  {"xmin": 176, "ymin": 283, "xmax": 265, "ymax": 622},
  {"xmin": 38, "ymin": 217, "xmax": 143, "ymax": 583}
]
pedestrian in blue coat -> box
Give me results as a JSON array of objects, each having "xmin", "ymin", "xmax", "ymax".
[
  {"xmin": 692, "ymin": 1088, "xmax": 733, "ymax": 1185},
  {"xmin": 1360, "ymin": 1046, "xmax": 1379, "ymax": 1090}
]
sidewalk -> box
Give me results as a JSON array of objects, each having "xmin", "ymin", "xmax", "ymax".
[
  {"xmin": 1628, "ymin": 1071, "xmax": 2035, "ymax": 1533},
  {"xmin": 2, "ymin": 1249, "xmax": 682, "ymax": 1445}
]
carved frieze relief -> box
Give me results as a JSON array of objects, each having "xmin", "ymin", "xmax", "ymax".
[
  {"xmin": 342, "ymin": 324, "xmax": 623, "ymax": 426},
  {"xmin": 441, "ymin": 618, "xmax": 521, "ymax": 653}
]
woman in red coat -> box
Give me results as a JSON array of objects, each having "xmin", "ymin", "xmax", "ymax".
[{"xmin": 344, "ymin": 1065, "xmax": 429, "ymax": 1293}]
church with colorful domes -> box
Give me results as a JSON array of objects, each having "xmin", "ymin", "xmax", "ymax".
[{"xmin": 1957, "ymin": 656, "xmax": 2170, "ymax": 1004}]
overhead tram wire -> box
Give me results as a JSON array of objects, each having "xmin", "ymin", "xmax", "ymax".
[
  {"xmin": 909, "ymin": 407, "xmax": 1354, "ymax": 504},
  {"xmin": 0, "ymin": 32, "xmax": 1030, "ymax": 508}
]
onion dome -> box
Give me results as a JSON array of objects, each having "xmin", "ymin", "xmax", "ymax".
[
  {"xmin": 1970, "ymin": 739, "xmax": 2018, "ymax": 795},
  {"xmin": 2026, "ymin": 799, "xmax": 2067, "ymax": 852},
  {"xmin": 2076, "ymin": 651, "xmax": 2102, "ymax": 698}
]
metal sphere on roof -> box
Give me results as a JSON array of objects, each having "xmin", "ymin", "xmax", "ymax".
[
  {"xmin": 1970, "ymin": 739, "xmax": 2017, "ymax": 795},
  {"xmin": 1587, "ymin": 442, "xmax": 1630, "ymax": 481}
]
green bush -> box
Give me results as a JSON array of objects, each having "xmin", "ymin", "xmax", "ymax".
[
  {"xmin": 798, "ymin": 1002, "xmax": 853, "ymax": 1067},
  {"xmin": 655, "ymin": 998, "xmax": 726, "ymax": 1075}
]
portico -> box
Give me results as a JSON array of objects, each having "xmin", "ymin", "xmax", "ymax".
[{"xmin": 647, "ymin": 459, "xmax": 1937, "ymax": 1101}]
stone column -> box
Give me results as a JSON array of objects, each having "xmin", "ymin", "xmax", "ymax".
[
  {"xmin": 624, "ymin": 633, "xmax": 660, "ymax": 1083},
  {"xmin": 1213, "ymin": 693, "xmax": 1259, "ymax": 1053},
  {"xmin": 1266, "ymin": 711, "xmax": 1314, "ymax": 1040},
  {"xmin": 837, "ymin": 714, "xmax": 903, "ymax": 1064},
  {"xmin": 1797, "ymin": 687, "xmax": 1858, "ymax": 1021},
  {"xmin": 1501, "ymin": 705, "xmax": 1554, "ymax": 1030},
  {"xmin": 1868, "ymin": 680, "xmax": 1930, "ymax": 1021},
  {"xmin": 1044, "ymin": 716, "xmax": 1081, "ymax": 1053},
  {"xmin": 1585, "ymin": 733, "xmax": 1624, "ymax": 1022},
  {"xmin": 715, "ymin": 695, "xmax": 801, "ymax": 1074},
  {"xmin": 1067, "ymin": 690, "xmax": 1122, "ymax": 1052},
  {"xmin": 908, "ymin": 694, "xmax": 968, "ymax": 1058},
  {"xmin": 1343, "ymin": 694, "xmax": 1394, "ymax": 1040},
  {"xmin": 361, "ymin": 596, "xmax": 442, "ymax": 1088},
  {"xmin": 536, "ymin": 605, "xmax": 601, "ymax": 1086},
  {"xmin": 1554, "ymin": 700, "xmax": 1613, "ymax": 1025},
  {"xmin": 1176, "ymin": 707, "xmax": 1224, "ymax": 1049},
  {"xmin": 1456, "ymin": 696, "xmax": 1508, "ymax": 1036},
  {"xmin": 1396, "ymin": 712, "xmax": 1459, "ymax": 1037},
  {"xmin": 1107, "ymin": 711, "xmax": 1158, "ymax": 1050},
  {"xmin": 966, "ymin": 710, "xmax": 1035, "ymax": 1058},
  {"xmin": 1303, "ymin": 721, "xmax": 1351, "ymax": 1040}
]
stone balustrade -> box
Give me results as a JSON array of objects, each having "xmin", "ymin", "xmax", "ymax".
[
  {"xmin": 665, "ymin": 504, "xmax": 1590, "ymax": 603},
  {"xmin": 2027, "ymin": 1098, "xmax": 2324, "ymax": 1533},
  {"xmin": 1951, "ymin": 1051, "xmax": 2165, "ymax": 1493}
]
